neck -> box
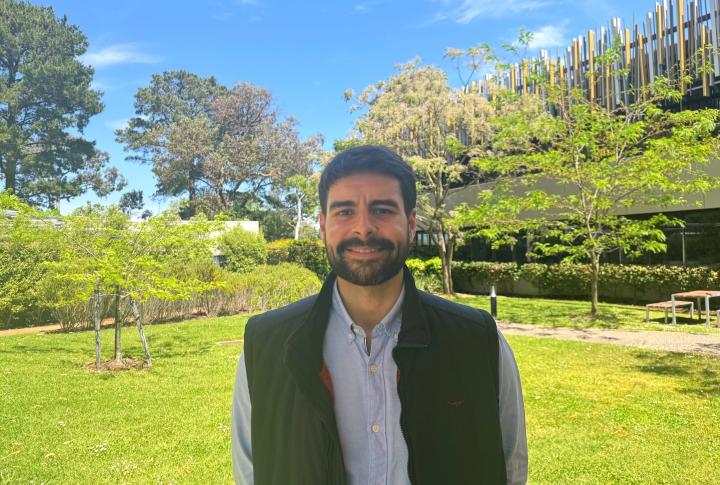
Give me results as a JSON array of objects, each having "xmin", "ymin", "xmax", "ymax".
[{"xmin": 336, "ymin": 269, "xmax": 404, "ymax": 337}]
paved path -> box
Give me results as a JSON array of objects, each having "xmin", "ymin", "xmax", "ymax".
[
  {"xmin": 498, "ymin": 321, "xmax": 720, "ymax": 356},
  {"xmin": 3, "ymin": 320, "xmax": 720, "ymax": 357}
]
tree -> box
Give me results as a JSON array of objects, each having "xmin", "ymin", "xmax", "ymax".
[
  {"xmin": 47, "ymin": 205, "xmax": 218, "ymax": 367},
  {"xmin": 118, "ymin": 77, "xmax": 323, "ymax": 218},
  {"xmin": 348, "ymin": 58, "xmax": 494, "ymax": 293},
  {"xmin": 284, "ymin": 173, "xmax": 319, "ymax": 240},
  {"xmin": 0, "ymin": 0, "xmax": 125, "ymax": 207},
  {"xmin": 118, "ymin": 190, "xmax": 144, "ymax": 214},
  {"xmin": 202, "ymin": 83, "xmax": 323, "ymax": 215},
  {"xmin": 116, "ymin": 71, "xmax": 228, "ymax": 216},
  {"xmin": 485, "ymin": 80, "xmax": 720, "ymax": 315}
]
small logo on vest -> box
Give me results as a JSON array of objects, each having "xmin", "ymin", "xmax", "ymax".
[{"xmin": 447, "ymin": 400, "xmax": 465, "ymax": 408}]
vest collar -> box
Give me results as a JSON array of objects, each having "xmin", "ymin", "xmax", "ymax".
[{"xmin": 283, "ymin": 266, "xmax": 431, "ymax": 402}]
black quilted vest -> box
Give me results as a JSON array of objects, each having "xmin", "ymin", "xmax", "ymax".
[{"xmin": 243, "ymin": 267, "xmax": 506, "ymax": 485}]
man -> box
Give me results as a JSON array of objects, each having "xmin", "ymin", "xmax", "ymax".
[{"xmin": 232, "ymin": 145, "xmax": 527, "ymax": 485}]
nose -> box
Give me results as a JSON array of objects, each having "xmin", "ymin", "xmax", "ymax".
[{"xmin": 352, "ymin": 209, "xmax": 376, "ymax": 239}]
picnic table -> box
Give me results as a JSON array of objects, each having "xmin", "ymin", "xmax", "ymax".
[{"xmin": 671, "ymin": 290, "xmax": 720, "ymax": 327}]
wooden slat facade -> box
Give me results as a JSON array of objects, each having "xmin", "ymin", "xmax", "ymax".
[{"xmin": 473, "ymin": 0, "xmax": 720, "ymax": 108}]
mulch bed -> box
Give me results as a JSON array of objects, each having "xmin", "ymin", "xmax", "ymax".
[{"xmin": 84, "ymin": 357, "xmax": 148, "ymax": 372}]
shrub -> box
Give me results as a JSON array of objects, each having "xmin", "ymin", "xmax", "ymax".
[
  {"xmin": 266, "ymin": 239, "xmax": 292, "ymax": 264},
  {"xmin": 406, "ymin": 257, "xmax": 443, "ymax": 292},
  {"xmin": 267, "ymin": 239, "xmax": 330, "ymax": 279},
  {"xmin": 448, "ymin": 259, "xmax": 720, "ymax": 302},
  {"xmin": 200, "ymin": 263, "xmax": 321, "ymax": 316},
  {"xmin": 218, "ymin": 227, "xmax": 267, "ymax": 273},
  {"xmin": 453, "ymin": 261, "xmax": 519, "ymax": 294}
]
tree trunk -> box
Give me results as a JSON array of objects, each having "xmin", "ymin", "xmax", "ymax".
[
  {"xmin": 590, "ymin": 254, "xmax": 600, "ymax": 316},
  {"xmin": 93, "ymin": 283, "xmax": 102, "ymax": 368},
  {"xmin": 130, "ymin": 298, "xmax": 152, "ymax": 367},
  {"xmin": 294, "ymin": 196, "xmax": 302, "ymax": 240},
  {"xmin": 113, "ymin": 287, "xmax": 122, "ymax": 362},
  {"xmin": 437, "ymin": 230, "xmax": 455, "ymax": 295},
  {"xmin": 3, "ymin": 159, "xmax": 16, "ymax": 194}
]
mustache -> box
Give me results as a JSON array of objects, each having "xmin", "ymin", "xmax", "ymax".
[{"xmin": 337, "ymin": 237, "xmax": 395, "ymax": 254}]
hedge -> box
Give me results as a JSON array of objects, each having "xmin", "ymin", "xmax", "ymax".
[
  {"xmin": 267, "ymin": 239, "xmax": 330, "ymax": 279},
  {"xmin": 406, "ymin": 258, "xmax": 720, "ymax": 303}
]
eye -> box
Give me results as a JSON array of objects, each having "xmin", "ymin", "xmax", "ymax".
[
  {"xmin": 372, "ymin": 208, "xmax": 392, "ymax": 215},
  {"xmin": 336, "ymin": 209, "xmax": 353, "ymax": 216}
]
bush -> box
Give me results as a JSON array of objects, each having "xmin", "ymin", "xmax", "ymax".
[
  {"xmin": 446, "ymin": 259, "xmax": 720, "ymax": 302},
  {"xmin": 406, "ymin": 257, "xmax": 443, "ymax": 292},
  {"xmin": 218, "ymin": 227, "xmax": 267, "ymax": 273},
  {"xmin": 453, "ymin": 261, "xmax": 519, "ymax": 294},
  {"xmin": 267, "ymin": 239, "xmax": 330, "ymax": 279},
  {"xmin": 200, "ymin": 263, "xmax": 321, "ymax": 316}
]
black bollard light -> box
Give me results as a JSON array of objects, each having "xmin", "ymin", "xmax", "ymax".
[{"xmin": 490, "ymin": 285, "xmax": 497, "ymax": 318}]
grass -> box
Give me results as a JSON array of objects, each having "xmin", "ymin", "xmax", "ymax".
[
  {"xmin": 1, "ymin": 315, "xmax": 719, "ymax": 484},
  {"xmin": 0, "ymin": 316, "xmax": 248, "ymax": 484},
  {"xmin": 454, "ymin": 293, "xmax": 720, "ymax": 334}
]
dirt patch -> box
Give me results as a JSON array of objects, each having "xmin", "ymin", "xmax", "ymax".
[
  {"xmin": 216, "ymin": 339, "xmax": 244, "ymax": 346},
  {"xmin": 84, "ymin": 358, "xmax": 148, "ymax": 372}
]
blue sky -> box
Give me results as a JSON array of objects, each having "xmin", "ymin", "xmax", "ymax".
[{"xmin": 39, "ymin": 0, "xmax": 654, "ymax": 215}]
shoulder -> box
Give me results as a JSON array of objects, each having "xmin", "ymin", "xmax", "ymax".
[
  {"xmin": 245, "ymin": 294, "xmax": 318, "ymax": 342},
  {"xmin": 418, "ymin": 290, "xmax": 497, "ymax": 331}
]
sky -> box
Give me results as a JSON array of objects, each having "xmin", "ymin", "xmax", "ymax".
[{"xmin": 38, "ymin": 0, "xmax": 657, "ymax": 215}]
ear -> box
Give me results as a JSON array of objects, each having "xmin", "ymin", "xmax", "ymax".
[{"xmin": 408, "ymin": 208, "xmax": 416, "ymax": 241}]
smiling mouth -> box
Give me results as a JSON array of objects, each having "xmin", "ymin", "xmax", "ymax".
[
  {"xmin": 344, "ymin": 246, "xmax": 387, "ymax": 258},
  {"xmin": 346, "ymin": 247, "xmax": 383, "ymax": 253}
]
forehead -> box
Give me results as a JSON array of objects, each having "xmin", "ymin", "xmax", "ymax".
[{"xmin": 327, "ymin": 172, "xmax": 403, "ymax": 202}]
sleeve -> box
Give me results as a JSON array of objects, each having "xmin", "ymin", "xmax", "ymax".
[
  {"xmin": 497, "ymin": 330, "xmax": 528, "ymax": 485},
  {"xmin": 231, "ymin": 352, "xmax": 254, "ymax": 485}
]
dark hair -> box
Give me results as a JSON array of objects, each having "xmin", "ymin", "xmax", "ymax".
[{"xmin": 319, "ymin": 145, "xmax": 416, "ymax": 216}]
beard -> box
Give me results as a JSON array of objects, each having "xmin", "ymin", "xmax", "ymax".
[{"xmin": 325, "ymin": 229, "xmax": 410, "ymax": 286}]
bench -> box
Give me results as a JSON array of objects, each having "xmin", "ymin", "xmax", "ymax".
[{"xmin": 645, "ymin": 301, "xmax": 694, "ymax": 324}]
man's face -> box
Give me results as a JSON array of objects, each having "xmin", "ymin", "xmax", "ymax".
[{"xmin": 319, "ymin": 172, "xmax": 416, "ymax": 286}]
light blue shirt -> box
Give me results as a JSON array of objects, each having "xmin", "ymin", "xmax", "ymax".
[{"xmin": 232, "ymin": 282, "xmax": 528, "ymax": 485}]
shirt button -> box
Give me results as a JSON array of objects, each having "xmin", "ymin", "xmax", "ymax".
[
  {"xmin": 371, "ymin": 424, "xmax": 381, "ymax": 433},
  {"xmin": 369, "ymin": 364, "xmax": 378, "ymax": 374}
]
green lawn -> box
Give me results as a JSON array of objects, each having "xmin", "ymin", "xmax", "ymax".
[
  {"xmin": 455, "ymin": 293, "xmax": 720, "ymax": 334},
  {"xmin": 1, "ymin": 315, "xmax": 719, "ymax": 484}
]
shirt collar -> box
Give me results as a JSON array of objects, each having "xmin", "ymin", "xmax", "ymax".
[{"xmin": 331, "ymin": 279, "xmax": 404, "ymax": 338}]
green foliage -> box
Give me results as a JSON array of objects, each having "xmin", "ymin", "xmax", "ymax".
[
  {"xmin": 0, "ymin": 0, "xmax": 125, "ymax": 207},
  {"xmin": 117, "ymin": 75, "xmax": 322, "ymax": 218},
  {"xmin": 0, "ymin": 194, "xmax": 60, "ymax": 326},
  {"xmin": 266, "ymin": 239, "xmax": 330, "ymax": 278},
  {"xmin": 447, "ymin": 259, "xmax": 720, "ymax": 302},
  {"xmin": 0, "ymin": 243, "xmax": 54, "ymax": 326},
  {"xmin": 484, "ymin": 78, "xmax": 720, "ymax": 313},
  {"xmin": 453, "ymin": 261, "xmax": 520, "ymax": 293},
  {"xmin": 223, "ymin": 263, "xmax": 321, "ymax": 312},
  {"xmin": 405, "ymin": 257, "xmax": 443, "ymax": 292},
  {"xmin": 219, "ymin": 227, "xmax": 267, "ymax": 273}
]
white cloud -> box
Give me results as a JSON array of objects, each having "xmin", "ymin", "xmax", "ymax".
[
  {"xmin": 104, "ymin": 118, "xmax": 130, "ymax": 131},
  {"xmin": 354, "ymin": 1, "xmax": 381, "ymax": 12},
  {"xmin": 80, "ymin": 44, "xmax": 162, "ymax": 68},
  {"xmin": 234, "ymin": 0, "xmax": 260, "ymax": 5},
  {"xmin": 434, "ymin": 0, "xmax": 553, "ymax": 23},
  {"xmin": 529, "ymin": 24, "xmax": 566, "ymax": 49}
]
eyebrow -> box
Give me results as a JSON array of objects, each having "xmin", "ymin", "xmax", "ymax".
[
  {"xmin": 328, "ymin": 199, "xmax": 401, "ymax": 210},
  {"xmin": 370, "ymin": 199, "xmax": 400, "ymax": 209}
]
